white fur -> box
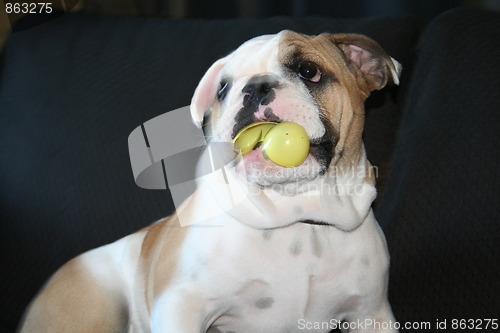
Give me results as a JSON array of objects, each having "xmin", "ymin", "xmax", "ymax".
[
  {"xmin": 152, "ymin": 211, "xmax": 395, "ymax": 332},
  {"xmin": 80, "ymin": 231, "xmax": 150, "ymax": 331},
  {"xmin": 389, "ymin": 57, "xmax": 402, "ymax": 86}
]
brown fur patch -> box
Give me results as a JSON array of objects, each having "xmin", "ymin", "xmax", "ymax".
[
  {"xmin": 278, "ymin": 31, "xmax": 376, "ymax": 180},
  {"xmin": 20, "ymin": 215, "xmax": 190, "ymax": 332},
  {"xmin": 139, "ymin": 214, "xmax": 190, "ymax": 312},
  {"xmin": 19, "ymin": 258, "xmax": 128, "ymax": 333}
]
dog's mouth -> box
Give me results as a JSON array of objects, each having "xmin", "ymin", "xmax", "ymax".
[
  {"xmin": 230, "ymin": 117, "xmax": 336, "ymax": 191},
  {"xmin": 232, "ymin": 118, "xmax": 335, "ymax": 171}
]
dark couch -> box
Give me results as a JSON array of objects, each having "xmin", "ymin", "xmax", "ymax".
[{"xmin": 1, "ymin": 7, "xmax": 498, "ymax": 333}]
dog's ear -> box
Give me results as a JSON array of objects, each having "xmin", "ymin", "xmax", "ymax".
[
  {"xmin": 330, "ymin": 33, "xmax": 402, "ymax": 91},
  {"xmin": 190, "ymin": 57, "xmax": 228, "ymax": 128}
]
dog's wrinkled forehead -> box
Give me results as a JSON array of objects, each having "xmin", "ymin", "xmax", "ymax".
[
  {"xmin": 220, "ymin": 34, "xmax": 282, "ymax": 79},
  {"xmin": 190, "ymin": 30, "xmax": 402, "ymax": 128},
  {"xmin": 219, "ymin": 31, "xmax": 349, "ymax": 83},
  {"xmin": 219, "ymin": 31, "xmax": 342, "ymax": 81}
]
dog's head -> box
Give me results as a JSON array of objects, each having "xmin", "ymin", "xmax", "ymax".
[{"xmin": 191, "ymin": 31, "xmax": 400, "ymax": 191}]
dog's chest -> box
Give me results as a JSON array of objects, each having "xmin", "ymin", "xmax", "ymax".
[{"xmin": 182, "ymin": 222, "xmax": 373, "ymax": 332}]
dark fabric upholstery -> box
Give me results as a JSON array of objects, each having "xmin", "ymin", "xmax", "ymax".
[
  {"xmin": 0, "ymin": 13, "xmax": 419, "ymax": 331},
  {"xmin": 376, "ymin": 8, "xmax": 500, "ymax": 329},
  {"xmin": 2, "ymin": 8, "xmax": 498, "ymax": 333}
]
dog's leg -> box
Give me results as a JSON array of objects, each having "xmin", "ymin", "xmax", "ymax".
[
  {"xmin": 151, "ymin": 287, "xmax": 210, "ymax": 333},
  {"xmin": 18, "ymin": 258, "xmax": 128, "ymax": 333}
]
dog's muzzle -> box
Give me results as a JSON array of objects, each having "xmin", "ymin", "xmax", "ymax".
[
  {"xmin": 228, "ymin": 74, "xmax": 336, "ymax": 172},
  {"xmin": 232, "ymin": 74, "xmax": 283, "ymax": 139}
]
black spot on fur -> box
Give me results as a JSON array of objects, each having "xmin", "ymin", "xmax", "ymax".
[
  {"xmin": 263, "ymin": 107, "xmax": 280, "ymax": 122},
  {"xmin": 255, "ymin": 297, "xmax": 274, "ymax": 309}
]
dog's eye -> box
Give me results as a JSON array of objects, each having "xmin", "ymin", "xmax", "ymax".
[
  {"xmin": 298, "ymin": 62, "xmax": 321, "ymax": 83},
  {"xmin": 217, "ymin": 80, "xmax": 230, "ymax": 100}
]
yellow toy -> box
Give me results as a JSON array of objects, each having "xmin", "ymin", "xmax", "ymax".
[{"xmin": 233, "ymin": 121, "xmax": 310, "ymax": 167}]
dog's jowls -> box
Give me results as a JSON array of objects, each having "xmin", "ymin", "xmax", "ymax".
[{"xmin": 20, "ymin": 30, "xmax": 401, "ymax": 333}]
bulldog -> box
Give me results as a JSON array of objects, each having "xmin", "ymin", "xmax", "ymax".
[{"xmin": 19, "ymin": 30, "xmax": 401, "ymax": 333}]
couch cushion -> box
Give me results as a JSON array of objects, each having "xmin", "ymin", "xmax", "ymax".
[
  {"xmin": 377, "ymin": 7, "xmax": 500, "ymax": 324},
  {"xmin": 0, "ymin": 13, "xmax": 420, "ymax": 331}
]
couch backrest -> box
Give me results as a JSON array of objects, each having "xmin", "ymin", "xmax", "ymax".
[{"xmin": 0, "ymin": 13, "xmax": 420, "ymax": 331}]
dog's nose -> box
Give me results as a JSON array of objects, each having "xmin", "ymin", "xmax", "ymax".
[{"xmin": 242, "ymin": 74, "xmax": 280, "ymax": 106}]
